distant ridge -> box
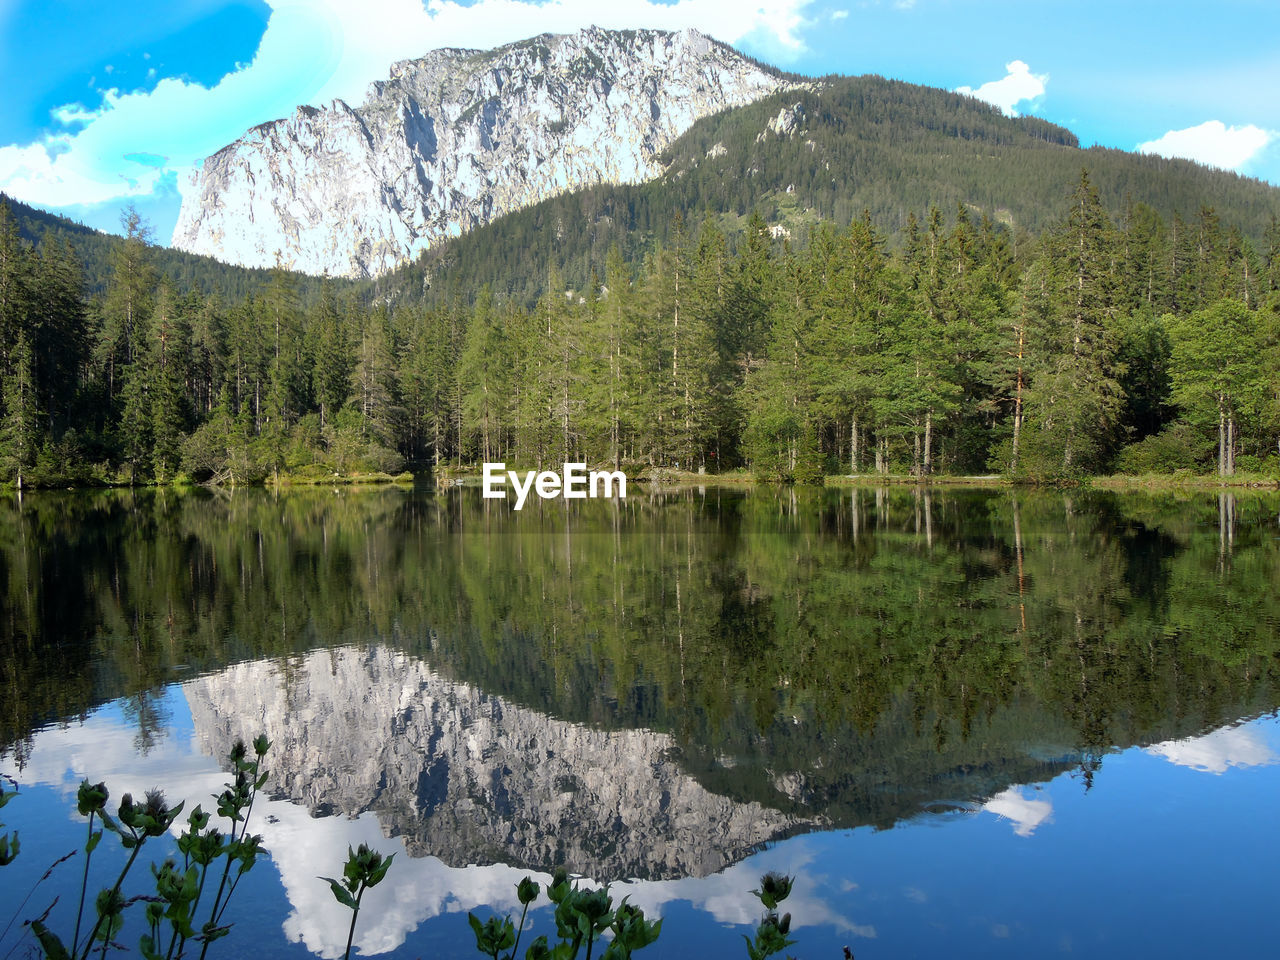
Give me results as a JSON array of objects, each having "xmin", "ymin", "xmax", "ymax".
[{"xmin": 1, "ymin": 191, "xmax": 337, "ymax": 302}]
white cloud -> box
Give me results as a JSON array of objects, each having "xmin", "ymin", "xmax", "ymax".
[
  {"xmin": 1146, "ymin": 724, "xmax": 1276, "ymax": 774},
  {"xmin": 1138, "ymin": 120, "xmax": 1274, "ymax": 172},
  {"xmin": 956, "ymin": 60, "xmax": 1047, "ymax": 117},
  {"xmin": 0, "ymin": 0, "xmax": 815, "ymax": 214},
  {"xmin": 982, "ymin": 786, "xmax": 1052, "ymax": 837},
  {"xmin": 830, "ymin": 9, "xmax": 849, "ymax": 19}
]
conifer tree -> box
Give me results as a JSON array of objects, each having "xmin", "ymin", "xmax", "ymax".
[
  {"xmin": 1, "ymin": 329, "xmax": 39, "ymax": 488},
  {"xmin": 118, "ymin": 358, "xmax": 152, "ymax": 482},
  {"xmin": 310, "ymin": 280, "xmax": 350, "ymax": 429},
  {"xmin": 148, "ymin": 283, "xmax": 189, "ymax": 478},
  {"xmin": 31, "ymin": 234, "xmax": 88, "ymax": 436},
  {"xmin": 1022, "ymin": 170, "xmax": 1123, "ymax": 474},
  {"xmin": 98, "ymin": 206, "xmax": 155, "ymax": 397},
  {"xmin": 458, "ymin": 288, "xmax": 507, "ymax": 462},
  {"xmin": 0, "ymin": 202, "xmax": 34, "ymax": 384}
]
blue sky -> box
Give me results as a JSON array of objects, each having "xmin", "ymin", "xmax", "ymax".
[{"xmin": 1, "ymin": 0, "xmax": 1277, "ymax": 243}]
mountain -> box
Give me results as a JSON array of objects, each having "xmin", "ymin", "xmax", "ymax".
[
  {"xmin": 370, "ymin": 75, "xmax": 1280, "ymax": 307},
  {"xmin": 172, "ymin": 27, "xmax": 789, "ymax": 279}
]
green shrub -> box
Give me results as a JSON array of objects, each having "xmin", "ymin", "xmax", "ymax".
[{"xmin": 1113, "ymin": 422, "xmax": 1206, "ymax": 475}]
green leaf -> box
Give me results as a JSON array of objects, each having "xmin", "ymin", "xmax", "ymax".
[
  {"xmin": 30, "ymin": 920, "xmax": 72, "ymax": 960},
  {"xmin": 85, "ymin": 829, "xmax": 102, "ymax": 854},
  {"xmin": 0, "ymin": 831, "xmax": 18, "ymax": 865},
  {"xmin": 199, "ymin": 922, "xmax": 230, "ymax": 943},
  {"xmin": 367, "ymin": 851, "xmax": 395, "ymax": 887},
  {"xmin": 342, "ymin": 846, "xmax": 361, "ymax": 883},
  {"xmin": 320, "ymin": 876, "xmax": 357, "ymax": 909},
  {"xmin": 523, "ymin": 934, "xmax": 551, "ymax": 960},
  {"xmin": 139, "ymin": 932, "xmax": 165, "ymax": 960}
]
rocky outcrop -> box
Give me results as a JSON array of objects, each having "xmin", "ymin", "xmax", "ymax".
[
  {"xmin": 184, "ymin": 645, "xmax": 810, "ymax": 880},
  {"xmin": 172, "ymin": 27, "xmax": 784, "ymax": 278}
]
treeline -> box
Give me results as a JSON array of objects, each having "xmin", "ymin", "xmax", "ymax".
[
  {"xmin": 435, "ymin": 171, "xmax": 1280, "ymax": 480},
  {"xmin": 2, "ymin": 169, "xmax": 1280, "ymax": 486}
]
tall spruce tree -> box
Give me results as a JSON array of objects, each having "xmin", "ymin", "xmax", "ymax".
[
  {"xmin": 1, "ymin": 329, "xmax": 39, "ymax": 487},
  {"xmin": 1022, "ymin": 170, "xmax": 1123, "ymax": 474}
]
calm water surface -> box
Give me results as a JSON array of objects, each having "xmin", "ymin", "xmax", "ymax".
[{"xmin": 1, "ymin": 486, "xmax": 1278, "ymax": 958}]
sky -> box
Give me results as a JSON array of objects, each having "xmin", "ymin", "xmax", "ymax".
[{"xmin": 1, "ymin": 0, "xmax": 1278, "ymax": 243}]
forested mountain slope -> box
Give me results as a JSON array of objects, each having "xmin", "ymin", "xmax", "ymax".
[
  {"xmin": 0, "ymin": 192, "xmax": 334, "ymax": 303},
  {"xmin": 375, "ymin": 75, "xmax": 1280, "ymax": 307}
]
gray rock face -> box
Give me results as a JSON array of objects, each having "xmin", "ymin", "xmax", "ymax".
[
  {"xmin": 172, "ymin": 27, "xmax": 784, "ymax": 278},
  {"xmin": 185, "ymin": 646, "xmax": 810, "ymax": 880}
]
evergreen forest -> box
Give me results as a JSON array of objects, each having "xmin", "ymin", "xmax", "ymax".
[{"xmin": 2, "ymin": 161, "xmax": 1280, "ymax": 485}]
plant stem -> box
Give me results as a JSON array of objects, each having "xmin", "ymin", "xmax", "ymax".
[
  {"xmin": 199, "ymin": 844, "xmax": 237, "ymax": 956},
  {"xmin": 205, "ymin": 761, "xmax": 262, "ymax": 940},
  {"xmin": 343, "ymin": 889, "xmax": 364, "ymax": 960},
  {"xmin": 510, "ymin": 901, "xmax": 530, "ymax": 960},
  {"xmin": 71, "ymin": 812, "xmax": 95, "ymax": 957},
  {"xmin": 78, "ymin": 837, "xmax": 143, "ymax": 960},
  {"xmin": 168, "ymin": 860, "xmax": 209, "ymax": 960}
]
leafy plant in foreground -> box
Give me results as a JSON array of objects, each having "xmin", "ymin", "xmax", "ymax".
[
  {"xmin": 321, "ymin": 842, "xmax": 395, "ymax": 960},
  {"xmin": 18, "ymin": 735, "xmax": 271, "ymax": 960},
  {"xmin": 469, "ymin": 867, "xmax": 661, "ymax": 960},
  {"xmin": 744, "ymin": 872, "xmax": 796, "ymax": 960}
]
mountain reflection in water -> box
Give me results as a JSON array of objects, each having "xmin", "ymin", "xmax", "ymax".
[{"xmin": 188, "ymin": 645, "xmax": 802, "ymax": 880}]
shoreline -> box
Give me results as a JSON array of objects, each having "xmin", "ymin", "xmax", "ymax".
[{"xmin": 6, "ymin": 469, "xmax": 1279, "ymax": 494}]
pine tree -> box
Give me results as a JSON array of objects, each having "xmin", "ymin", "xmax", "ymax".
[
  {"xmin": 0, "ymin": 201, "xmax": 34, "ymax": 385},
  {"xmin": 1022, "ymin": 170, "xmax": 1123, "ymax": 474},
  {"xmin": 600, "ymin": 247, "xmax": 636, "ymax": 466},
  {"xmin": 1264, "ymin": 214, "xmax": 1280, "ymax": 295},
  {"xmin": 148, "ymin": 284, "xmax": 188, "ymax": 478},
  {"xmin": 261, "ymin": 264, "xmax": 305, "ymax": 429},
  {"xmin": 310, "ymin": 280, "xmax": 350, "ymax": 429},
  {"xmin": 97, "ymin": 206, "xmax": 155, "ymax": 397},
  {"xmin": 1, "ymin": 329, "xmax": 40, "ymax": 488},
  {"xmin": 31, "ymin": 234, "xmax": 88, "ymax": 436},
  {"xmin": 457, "ymin": 288, "xmax": 507, "ymax": 462},
  {"xmin": 689, "ymin": 223, "xmax": 738, "ymax": 467},
  {"xmin": 118, "ymin": 357, "xmax": 152, "ymax": 482}
]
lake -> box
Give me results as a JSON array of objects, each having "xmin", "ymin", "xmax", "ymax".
[{"xmin": 1, "ymin": 485, "xmax": 1278, "ymax": 959}]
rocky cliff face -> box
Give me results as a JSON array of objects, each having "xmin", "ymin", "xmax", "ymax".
[
  {"xmin": 184, "ymin": 646, "xmax": 810, "ymax": 881},
  {"xmin": 172, "ymin": 27, "xmax": 784, "ymax": 278}
]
